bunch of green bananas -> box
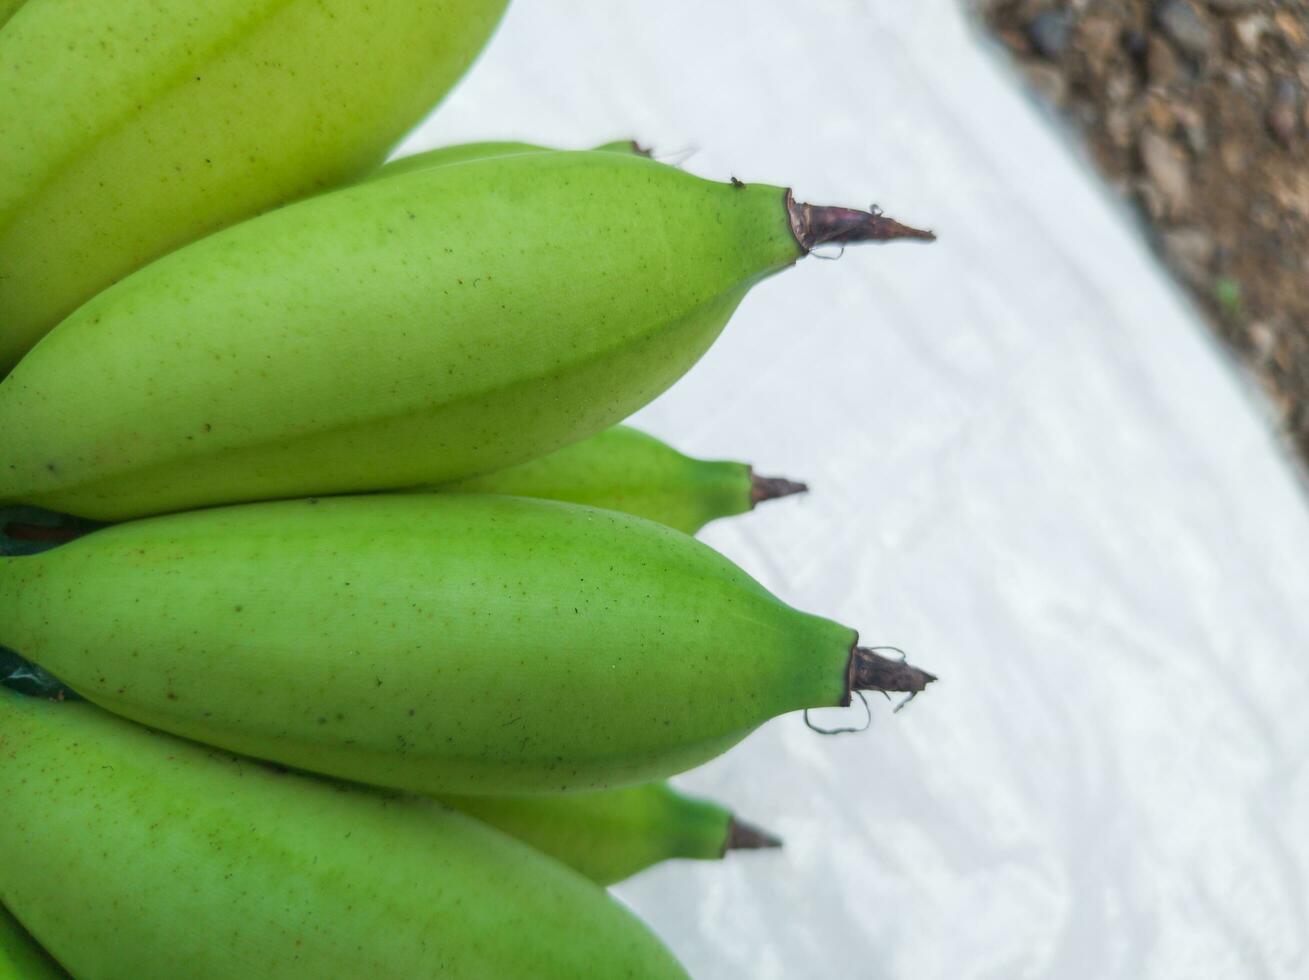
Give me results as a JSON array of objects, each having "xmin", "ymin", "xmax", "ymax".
[{"xmin": 0, "ymin": 3, "xmax": 936, "ymax": 977}]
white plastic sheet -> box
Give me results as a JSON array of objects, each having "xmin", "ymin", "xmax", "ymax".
[{"xmin": 397, "ymin": 2, "xmax": 1309, "ymax": 976}]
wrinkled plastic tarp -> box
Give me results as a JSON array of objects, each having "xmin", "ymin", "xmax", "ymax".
[{"xmin": 401, "ymin": 2, "xmax": 1309, "ymax": 977}]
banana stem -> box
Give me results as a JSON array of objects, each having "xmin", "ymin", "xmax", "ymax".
[
  {"xmin": 748, "ymin": 472, "xmax": 808, "ymax": 506},
  {"xmin": 844, "ymin": 646, "xmax": 936, "ymax": 705},
  {"xmin": 786, "ymin": 191, "xmax": 936, "ymax": 251},
  {"xmin": 723, "ymin": 817, "xmax": 783, "ymax": 853}
]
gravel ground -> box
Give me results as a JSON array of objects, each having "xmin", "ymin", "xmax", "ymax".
[{"xmin": 976, "ymin": 0, "xmax": 1309, "ymax": 472}]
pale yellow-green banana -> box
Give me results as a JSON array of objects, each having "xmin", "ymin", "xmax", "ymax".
[
  {"xmin": 441, "ymin": 781, "xmax": 780, "ymax": 886},
  {"xmin": 0, "ymin": 689, "xmax": 686, "ymax": 978},
  {"xmin": 0, "ymin": 495, "xmax": 935, "ymax": 795},
  {"xmin": 0, "ymin": 150, "xmax": 931, "ymax": 520},
  {"xmin": 0, "ymin": 0, "xmax": 509, "ymax": 370},
  {"xmin": 0, "ymin": 904, "xmax": 66, "ymax": 980},
  {"xmin": 425, "ymin": 424, "xmax": 805, "ymax": 535}
]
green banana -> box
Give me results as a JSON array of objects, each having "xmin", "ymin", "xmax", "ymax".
[
  {"xmin": 0, "ymin": 150, "xmax": 931, "ymax": 521},
  {"xmin": 0, "ymin": 495, "xmax": 935, "ymax": 795},
  {"xmin": 371, "ymin": 138, "xmax": 641, "ymax": 182},
  {"xmin": 0, "ymin": 904, "xmax": 66, "ymax": 980},
  {"xmin": 0, "ymin": 422, "xmax": 798, "ymax": 544},
  {"xmin": 426, "ymin": 424, "xmax": 805, "ymax": 535},
  {"xmin": 0, "ymin": 689, "xmax": 686, "ymax": 979},
  {"xmin": 0, "ymin": 2, "xmax": 25, "ymax": 31},
  {"xmin": 0, "ymin": 0, "xmax": 509, "ymax": 371},
  {"xmin": 440, "ymin": 781, "xmax": 780, "ymax": 886}
]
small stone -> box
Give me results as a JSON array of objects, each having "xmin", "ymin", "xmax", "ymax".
[
  {"xmin": 1175, "ymin": 104, "xmax": 1208, "ymax": 153},
  {"xmin": 1139, "ymin": 129, "xmax": 1192, "ymax": 216},
  {"xmin": 1156, "ymin": 0, "xmax": 1217, "ymax": 59},
  {"xmin": 1135, "ymin": 179, "xmax": 1167, "ymax": 221},
  {"xmin": 1232, "ymin": 14, "xmax": 1270, "ymax": 54},
  {"xmin": 1249, "ymin": 322, "xmax": 1276, "ymax": 362},
  {"xmin": 1123, "ymin": 28, "xmax": 1151, "ymax": 60},
  {"xmin": 1079, "ymin": 16, "xmax": 1122, "ymax": 76},
  {"xmin": 1242, "ymin": 64, "xmax": 1270, "ymax": 96},
  {"xmin": 1147, "ymin": 34, "xmax": 1181, "ymax": 86},
  {"xmin": 998, "ymin": 26, "xmax": 1033, "ymax": 56},
  {"xmin": 1275, "ymin": 11, "xmax": 1306, "ymax": 47},
  {"xmin": 1272, "ymin": 171, "xmax": 1309, "ymax": 218},
  {"xmin": 1160, "ymin": 228, "xmax": 1215, "ymax": 285},
  {"xmin": 1145, "ymin": 92, "xmax": 1176, "ymax": 132},
  {"xmin": 1269, "ymin": 79, "xmax": 1300, "ymax": 147},
  {"xmin": 1106, "ymin": 70, "xmax": 1137, "ymax": 105},
  {"xmin": 1220, "ymin": 141, "xmax": 1248, "ymax": 174},
  {"xmin": 1250, "ymin": 196, "xmax": 1278, "ymax": 229},
  {"xmin": 1023, "ymin": 62, "xmax": 1068, "ymax": 106},
  {"xmin": 1106, "ymin": 105, "xmax": 1135, "ymax": 148},
  {"xmin": 1028, "ymin": 11, "xmax": 1073, "ymax": 59}
]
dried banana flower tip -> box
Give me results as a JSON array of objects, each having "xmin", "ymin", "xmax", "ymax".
[{"xmin": 786, "ymin": 190, "xmax": 936, "ymax": 251}]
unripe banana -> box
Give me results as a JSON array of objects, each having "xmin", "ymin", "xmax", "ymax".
[
  {"xmin": 0, "ymin": 423, "xmax": 801, "ymax": 543},
  {"xmin": 0, "ymin": 495, "xmax": 934, "ymax": 795},
  {"xmin": 0, "ymin": 904, "xmax": 66, "ymax": 980},
  {"xmin": 0, "ymin": 689, "xmax": 686, "ymax": 979},
  {"xmin": 0, "ymin": 0, "xmax": 509, "ymax": 370},
  {"xmin": 0, "ymin": 151, "xmax": 931, "ymax": 521},
  {"xmin": 0, "ymin": 2, "xmax": 24, "ymax": 30},
  {"xmin": 427, "ymin": 424, "xmax": 805, "ymax": 534},
  {"xmin": 440, "ymin": 781, "xmax": 780, "ymax": 886}
]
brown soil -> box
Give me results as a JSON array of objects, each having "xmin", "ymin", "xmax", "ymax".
[{"xmin": 975, "ymin": 0, "xmax": 1309, "ymax": 461}]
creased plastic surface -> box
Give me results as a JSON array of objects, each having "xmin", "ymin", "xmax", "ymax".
[
  {"xmin": 0, "ymin": 1, "xmax": 1258, "ymax": 976},
  {"xmin": 399, "ymin": 2, "xmax": 1309, "ymax": 977},
  {"xmin": 403, "ymin": 2, "xmax": 1309, "ymax": 975}
]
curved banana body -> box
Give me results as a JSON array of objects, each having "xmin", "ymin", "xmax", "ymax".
[
  {"xmin": 0, "ymin": 905, "xmax": 66, "ymax": 980},
  {"xmin": 428, "ymin": 425, "xmax": 759, "ymax": 535},
  {"xmin": 0, "ymin": 3, "xmax": 25, "ymax": 31},
  {"xmin": 372, "ymin": 140, "xmax": 549, "ymax": 182},
  {"xmin": 372, "ymin": 139, "xmax": 639, "ymax": 183},
  {"xmin": 0, "ymin": 495, "xmax": 856, "ymax": 795},
  {"xmin": 0, "ymin": 423, "xmax": 795, "ymax": 539},
  {"xmin": 0, "ymin": 152, "xmax": 800, "ymax": 520},
  {"xmin": 0, "ymin": 0, "xmax": 509, "ymax": 370},
  {"xmin": 441, "ymin": 781, "xmax": 773, "ymax": 886},
  {"xmin": 0, "ymin": 689, "xmax": 686, "ymax": 979}
]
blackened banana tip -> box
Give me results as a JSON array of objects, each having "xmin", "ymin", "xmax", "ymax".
[
  {"xmin": 845, "ymin": 646, "xmax": 937, "ymax": 705},
  {"xmin": 749, "ymin": 473, "xmax": 809, "ymax": 507},
  {"xmin": 723, "ymin": 817, "xmax": 783, "ymax": 854},
  {"xmin": 786, "ymin": 190, "xmax": 936, "ymax": 251}
]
